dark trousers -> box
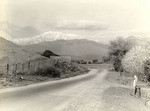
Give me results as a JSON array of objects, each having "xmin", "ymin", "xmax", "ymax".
[{"xmin": 134, "ymin": 86, "xmax": 141, "ymax": 98}]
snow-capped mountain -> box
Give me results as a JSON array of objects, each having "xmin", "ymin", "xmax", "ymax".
[
  {"xmin": 0, "ymin": 30, "xmax": 12, "ymax": 40},
  {"xmin": 13, "ymin": 31, "xmax": 83, "ymax": 45}
]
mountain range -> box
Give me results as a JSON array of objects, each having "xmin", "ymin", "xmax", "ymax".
[
  {"xmin": 2, "ymin": 21, "xmax": 150, "ymax": 62},
  {"xmin": 0, "ymin": 22, "xmax": 109, "ymax": 61},
  {"xmin": 23, "ymin": 39, "xmax": 108, "ymax": 61}
]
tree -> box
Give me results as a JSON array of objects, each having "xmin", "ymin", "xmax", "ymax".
[
  {"xmin": 92, "ymin": 59, "xmax": 98, "ymax": 64},
  {"xmin": 108, "ymin": 37, "xmax": 129, "ymax": 73},
  {"xmin": 121, "ymin": 36, "xmax": 150, "ymax": 82},
  {"xmin": 42, "ymin": 50, "xmax": 59, "ymax": 58},
  {"xmin": 102, "ymin": 56, "xmax": 110, "ymax": 63},
  {"xmin": 144, "ymin": 60, "xmax": 150, "ymax": 82}
]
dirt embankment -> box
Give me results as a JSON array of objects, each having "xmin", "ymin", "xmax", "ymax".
[{"xmin": 102, "ymin": 71, "xmax": 150, "ymax": 111}]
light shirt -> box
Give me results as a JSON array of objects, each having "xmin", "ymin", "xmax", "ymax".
[{"xmin": 133, "ymin": 75, "xmax": 138, "ymax": 88}]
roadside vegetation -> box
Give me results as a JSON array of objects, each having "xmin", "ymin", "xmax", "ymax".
[
  {"xmin": 107, "ymin": 36, "xmax": 150, "ymax": 83},
  {"xmin": 0, "ymin": 60, "xmax": 89, "ymax": 88},
  {"xmin": 34, "ymin": 61, "xmax": 89, "ymax": 78}
]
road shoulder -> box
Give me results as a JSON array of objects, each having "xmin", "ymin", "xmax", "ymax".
[{"xmin": 101, "ymin": 71, "xmax": 150, "ymax": 111}]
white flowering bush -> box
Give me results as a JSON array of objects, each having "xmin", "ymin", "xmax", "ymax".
[{"xmin": 122, "ymin": 38, "xmax": 150, "ymax": 75}]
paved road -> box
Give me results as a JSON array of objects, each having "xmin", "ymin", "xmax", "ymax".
[{"xmin": 0, "ymin": 69, "xmax": 109, "ymax": 111}]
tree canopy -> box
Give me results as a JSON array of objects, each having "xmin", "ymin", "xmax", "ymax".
[
  {"xmin": 42, "ymin": 50, "xmax": 59, "ymax": 58},
  {"xmin": 108, "ymin": 37, "xmax": 129, "ymax": 72}
]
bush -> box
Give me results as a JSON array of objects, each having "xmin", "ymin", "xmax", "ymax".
[
  {"xmin": 34, "ymin": 67, "xmax": 60, "ymax": 78},
  {"xmin": 33, "ymin": 61, "xmax": 89, "ymax": 78},
  {"xmin": 122, "ymin": 37, "xmax": 150, "ymax": 81},
  {"xmin": 122, "ymin": 46, "xmax": 150, "ymax": 75}
]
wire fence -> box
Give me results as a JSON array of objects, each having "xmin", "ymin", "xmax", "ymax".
[{"xmin": 0, "ymin": 56, "xmax": 71, "ymax": 76}]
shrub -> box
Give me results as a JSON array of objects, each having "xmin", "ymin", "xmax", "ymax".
[
  {"xmin": 33, "ymin": 61, "xmax": 88, "ymax": 78},
  {"xmin": 122, "ymin": 45, "xmax": 150, "ymax": 75},
  {"xmin": 34, "ymin": 67, "xmax": 60, "ymax": 78},
  {"xmin": 122, "ymin": 37, "xmax": 150, "ymax": 82}
]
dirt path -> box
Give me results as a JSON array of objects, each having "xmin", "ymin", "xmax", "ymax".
[{"xmin": 0, "ymin": 69, "xmax": 109, "ymax": 111}]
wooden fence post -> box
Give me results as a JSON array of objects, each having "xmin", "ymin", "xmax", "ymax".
[{"xmin": 7, "ymin": 64, "xmax": 9, "ymax": 75}]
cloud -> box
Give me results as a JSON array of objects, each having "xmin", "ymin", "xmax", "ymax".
[{"xmin": 54, "ymin": 20, "xmax": 109, "ymax": 30}]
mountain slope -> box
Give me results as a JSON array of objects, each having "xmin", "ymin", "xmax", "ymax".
[
  {"xmin": 23, "ymin": 39, "xmax": 108, "ymax": 61},
  {"xmin": 0, "ymin": 37, "xmax": 44, "ymax": 65}
]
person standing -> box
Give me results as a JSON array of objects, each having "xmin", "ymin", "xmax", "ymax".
[
  {"xmin": 133, "ymin": 75, "xmax": 138, "ymax": 88},
  {"xmin": 133, "ymin": 75, "xmax": 141, "ymax": 97}
]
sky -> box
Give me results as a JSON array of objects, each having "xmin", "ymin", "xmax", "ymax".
[{"xmin": 1, "ymin": 0, "xmax": 150, "ymax": 43}]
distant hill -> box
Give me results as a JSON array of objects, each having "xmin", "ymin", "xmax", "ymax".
[
  {"xmin": 23, "ymin": 39, "xmax": 108, "ymax": 61},
  {"xmin": 0, "ymin": 37, "xmax": 44, "ymax": 65}
]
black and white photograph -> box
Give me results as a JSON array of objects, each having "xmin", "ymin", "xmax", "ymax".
[{"xmin": 0, "ymin": 0, "xmax": 150, "ymax": 111}]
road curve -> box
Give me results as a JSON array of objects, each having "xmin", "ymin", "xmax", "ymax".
[{"xmin": 0, "ymin": 69, "xmax": 108, "ymax": 111}]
